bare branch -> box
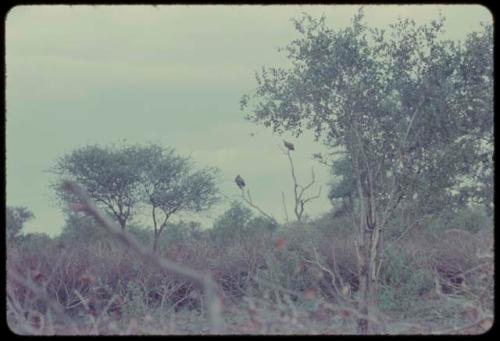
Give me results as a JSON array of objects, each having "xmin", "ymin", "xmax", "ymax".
[
  {"xmin": 303, "ymin": 185, "xmax": 322, "ymax": 204},
  {"xmin": 300, "ymin": 243, "xmax": 354, "ymax": 304},
  {"xmin": 240, "ymin": 188, "xmax": 276, "ymax": 224},
  {"xmin": 281, "ymin": 191, "xmax": 290, "ymax": 224},
  {"xmin": 8, "ymin": 268, "xmax": 78, "ymax": 332},
  {"xmin": 298, "ymin": 167, "xmax": 316, "ymax": 196},
  {"xmin": 282, "ymin": 148, "xmax": 322, "ymax": 221}
]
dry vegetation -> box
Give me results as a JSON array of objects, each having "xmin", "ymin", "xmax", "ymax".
[{"xmin": 6, "ymin": 183, "xmax": 493, "ymax": 335}]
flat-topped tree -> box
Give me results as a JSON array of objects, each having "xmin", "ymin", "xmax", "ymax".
[
  {"xmin": 52, "ymin": 143, "xmax": 220, "ymax": 251},
  {"xmin": 241, "ymin": 9, "xmax": 492, "ymax": 333}
]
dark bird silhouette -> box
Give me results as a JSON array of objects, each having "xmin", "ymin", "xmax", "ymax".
[
  {"xmin": 235, "ymin": 175, "xmax": 245, "ymax": 190},
  {"xmin": 284, "ymin": 140, "xmax": 295, "ymax": 151}
]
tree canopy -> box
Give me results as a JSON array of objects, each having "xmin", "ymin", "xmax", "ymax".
[
  {"xmin": 136, "ymin": 144, "xmax": 220, "ymax": 251},
  {"xmin": 52, "ymin": 144, "xmax": 144, "ymax": 229},
  {"xmin": 52, "ymin": 142, "xmax": 220, "ymax": 251},
  {"xmin": 242, "ymin": 10, "xmax": 493, "ymax": 217}
]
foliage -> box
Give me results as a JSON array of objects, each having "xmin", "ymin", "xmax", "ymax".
[
  {"xmin": 51, "ymin": 144, "xmax": 145, "ymax": 229},
  {"xmin": 59, "ymin": 207, "xmax": 110, "ymax": 244},
  {"xmin": 378, "ymin": 247, "xmax": 434, "ymax": 314},
  {"xmin": 51, "ymin": 143, "xmax": 220, "ymax": 251},
  {"xmin": 242, "ymin": 10, "xmax": 492, "ymax": 218},
  {"xmin": 6, "ymin": 206, "xmax": 34, "ymax": 241},
  {"xmin": 425, "ymin": 205, "xmax": 491, "ymax": 234},
  {"xmin": 16, "ymin": 232, "xmax": 54, "ymax": 252},
  {"xmin": 136, "ymin": 144, "xmax": 220, "ymax": 251},
  {"xmin": 7, "ymin": 209, "xmax": 492, "ymax": 334},
  {"xmin": 210, "ymin": 201, "xmax": 276, "ymax": 246}
]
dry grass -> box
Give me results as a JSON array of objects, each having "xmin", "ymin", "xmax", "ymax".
[{"xmin": 6, "ymin": 183, "xmax": 494, "ymax": 335}]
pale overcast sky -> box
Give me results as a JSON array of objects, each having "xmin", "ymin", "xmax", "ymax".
[{"xmin": 6, "ymin": 5, "xmax": 492, "ymax": 236}]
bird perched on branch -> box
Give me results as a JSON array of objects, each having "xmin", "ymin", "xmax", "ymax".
[
  {"xmin": 284, "ymin": 140, "xmax": 295, "ymax": 151},
  {"xmin": 235, "ymin": 175, "xmax": 246, "ymax": 190}
]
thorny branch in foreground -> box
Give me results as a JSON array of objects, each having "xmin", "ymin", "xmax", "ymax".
[{"xmin": 62, "ymin": 180, "xmax": 223, "ymax": 334}]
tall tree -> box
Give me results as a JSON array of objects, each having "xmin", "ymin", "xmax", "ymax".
[{"xmin": 242, "ymin": 10, "xmax": 492, "ymax": 333}]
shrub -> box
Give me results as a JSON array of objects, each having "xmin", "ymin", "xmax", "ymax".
[
  {"xmin": 378, "ymin": 246, "xmax": 435, "ymax": 315},
  {"xmin": 425, "ymin": 206, "xmax": 491, "ymax": 234}
]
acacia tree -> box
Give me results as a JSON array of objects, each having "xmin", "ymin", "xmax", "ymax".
[
  {"xmin": 53, "ymin": 143, "xmax": 220, "ymax": 251},
  {"xmin": 241, "ymin": 10, "xmax": 492, "ymax": 333},
  {"xmin": 137, "ymin": 145, "xmax": 220, "ymax": 252},
  {"xmin": 52, "ymin": 144, "xmax": 143, "ymax": 230}
]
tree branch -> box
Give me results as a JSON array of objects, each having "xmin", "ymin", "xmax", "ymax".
[
  {"xmin": 241, "ymin": 188, "xmax": 276, "ymax": 223},
  {"xmin": 281, "ymin": 191, "xmax": 290, "ymax": 224},
  {"xmin": 63, "ymin": 181, "xmax": 222, "ymax": 333},
  {"xmin": 280, "ymin": 146, "xmax": 322, "ymax": 222}
]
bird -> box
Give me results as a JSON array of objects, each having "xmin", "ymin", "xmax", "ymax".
[
  {"xmin": 235, "ymin": 175, "xmax": 245, "ymax": 190},
  {"xmin": 284, "ymin": 140, "xmax": 295, "ymax": 151}
]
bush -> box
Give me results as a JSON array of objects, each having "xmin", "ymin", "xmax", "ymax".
[
  {"xmin": 425, "ymin": 206, "xmax": 491, "ymax": 234},
  {"xmin": 378, "ymin": 246, "xmax": 435, "ymax": 315},
  {"xmin": 6, "ymin": 204, "xmax": 493, "ymax": 334}
]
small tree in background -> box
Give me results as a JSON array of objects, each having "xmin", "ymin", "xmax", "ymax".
[
  {"xmin": 136, "ymin": 145, "xmax": 220, "ymax": 252},
  {"xmin": 58, "ymin": 205, "xmax": 111, "ymax": 248},
  {"xmin": 210, "ymin": 201, "xmax": 276, "ymax": 246},
  {"xmin": 211, "ymin": 201, "xmax": 254, "ymax": 243},
  {"xmin": 52, "ymin": 143, "xmax": 220, "ymax": 252},
  {"xmin": 6, "ymin": 206, "xmax": 34, "ymax": 242}
]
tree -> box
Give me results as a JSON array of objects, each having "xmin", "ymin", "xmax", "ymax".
[
  {"xmin": 6, "ymin": 206, "xmax": 34, "ymax": 241},
  {"xmin": 242, "ymin": 10, "xmax": 492, "ymax": 333},
  {"xmin": 58, "ymin": 205, "xmax": 111, "ymax": 248},
  {"xmin": 137, "ymin": 145, "xmax": 220, "ymax": 252},
  {"xmin": 211, "ymin": 201, "xmax": 276, "ymax": 246},
  {"xmin": 52, "ymin": 144, "xmax": 144, "ymax": 230},
  {"xmin": 452, "ymin": 23, "xmax": 494, "ymax": 214},
  {"xmin": 211, "ymin": 201, "xmax": 253, "ymax": 245},
  {"xmin": 52, "ymin": 143, "xmax": 220, "ymax": 251}
]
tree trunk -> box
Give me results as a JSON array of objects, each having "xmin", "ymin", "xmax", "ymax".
[
  {"xmin": 118, "ymin": 217, "xmax": 126, "ymax": 230},
  {"xmin": 355, "ymin": 200, "xmax": 381, "ymax": 334},
  {"xmin": 346, "ymin": 129, "xmax": 383, "ymax": 334},
  {"xmin": 152, "ymin": 233, "xmax": 159, "ymax": 253}
]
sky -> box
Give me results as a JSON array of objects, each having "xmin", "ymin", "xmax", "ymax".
[{"xmin": 5, "ymin": 5, "xmax": 492, "ymax": 237}]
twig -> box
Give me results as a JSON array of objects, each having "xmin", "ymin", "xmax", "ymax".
[
  {"xmin": 280, "ymin": 146, "xmax": 322, "ymax": 221},
  {"xmin": 301, "ymin": 243, "xmax": 354, "ymax": 304},
  {"xmin": 281, "ymin": 191, "xmax": 290, "ymax": 224},
  {"xmin": 240, "ymin": 188, "xmax": 277, "ymax": 224},
  {"xmin": 7, "ymin": 268, "xmax": 79, "ymax": 333}
]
